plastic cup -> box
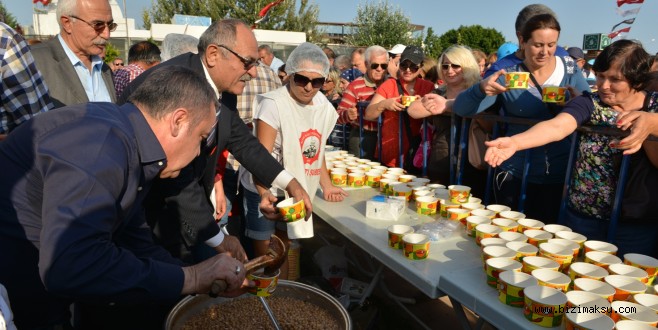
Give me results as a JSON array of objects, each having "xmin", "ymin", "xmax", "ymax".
[
  {"xmin": 365, "ymin": 170, "xmax": 382, "ymax": 188},
  {"xmin": 539, "ymin": 242, "xmax": 574, "ymax": 273},
  {"xmin": 439, "ymin": 199, "xmax": 460, "ymax": 218},
  {"xmin": 604, "ymin": 275, "xmax": 646, "ymax": 301},
  {"xmin": 492, "ymin": 218, "xmax": 518, "ymax": 232},
  {"xmin": 569, "ymin": 262, "xmax": 609, "ymax": 282},
  {"xmin": 448, "ymin": 185, "xmax": 471, "ymax": 204},
  {"xmin": 523, "ymin": 285, "xmax": 567, "ymax": 327},
  {"xmin": 347, "ymin": 172, "xmax": 366, "ymax": 187},
  {"xmin": 415, "ymin": 196, "xmax": 439, "ymax": 215},
  {"xmin": 610, "ymin": 301, "xmax": 658, "ymax": 326},
  {"xmin": 402, "ymin": 233, "xmax": 430, "ymax": 260},
  {"xmin": 565, "ymin": 290, "xmax": 611, "ymax": 315},
  {"xmin": 480, "ymin": 237, "xmax": 507, "ymax": 251},
  {"xmin": 498, "ymin": 231, "xmax": 527, "ymax": 243},
  {"xmin": 585, "ymin": 251, "xmax": 622, "ymax": 271},
  {"xmin": 615, "ymin": 320, "xmax": 658, "ymax": 330},
  {"xmin": 411, "ymin": 177, "xmax": 430, "ymax": 185},
  {"xmin": 542, "ymin": 224, "xmax": 572, "ymax": 235},
  {"xmin": 475, "ymin": 224, "xmax": 502, "ymax": 246},
  {"xmin": 482, "ymin": 245, "xmax": 516, "ymax": 269},
  {"xmin": 505, "ymin": 72, "xmax": 530, "ymax": 89},
  {"xmin": 485, "ymin": 204, "xmax": 511, "ymax": 217},
  {"xmin": 498, "ymin": 210, "xmax": 526, "ymax": 221},
  {"xmin": 506, "ymin": 241, "xmax": 537, "ymax": 262},
  {"xmin": 522, "ymin": 256, "xmax": 560, "ymax": 274},
  {"xmin": 573, "ymin": 278, "xmax": 616, "ymax": 303},
  {"xmin": 387, "ymin": 224, "xmax": 414, "ymax": 249},
  {"xmin": 470, "ymin": 208, "xmax": 496, "ymax": 220},
  {"xmin": 542, "ymin": 86, "xmax": 568, "ymax": 104},
  {"xmin": 276, "ymin": 198, "xmax": 306, "ymax": 222},
  {"xmin": 460, "ymin": 202, "xmax": 484, "ymax": 212},
  {"xmin": 466, "ymin": 216, "xmax": 490, "ymax": 237},
  {"xmin": 517, "ymin": 218, "xmax": 545, "ymax": 233},
  {"xmin": 247, "ymin": 269, "xmax": 280, "ymax": 297},
  {"xmin": 632, "ymin": 294, "xmax": 658, "ymax": 314},
  {"xmin": 548, "ymin": 238, "xmax": 581, "ymax": 259},
  {"xmin": 330, "ymin": 169, "xmax": 347, "ymax": 187},
  {"xmin": 398, "ymin": 174, "xmax": 416, "ymax": 183},
  {"xmin": 391, "ymin": 184, "xmax": 412, "ymax": 201},
  {"xmin": 624, "ymin": 253, "xmax": 658, "ymax": 285},
  {"xmin": 584, "ymin": 240, "xmax": 618, "ymax": 255},
  {"xmin": 485, "ymin": 257, "xmax": 522, "ymax": 288},
  {"xmin": 524, "ymin": 229, "xmax": 553, "ymax": 247},
  {"xmin": 400, "ymin": 95, "xmax": 417, "ymax": 107},
  {"xmin": 609, "ymin": 264, "xmax": 649, "ymax": 284},
  {"xmin": 446, "ymin": 208, "xmax": 470, "ymax": 224},
  {"xmin": 532, "ymin": 268, "xmax": 571, "ymax": 292},
  {"xmin": 498, "ymin": 270, "xmax": 538, "ymax": 307},
  {"xmin": 564, "ymin": 312, "xmax": 614, "ymax": 330}
]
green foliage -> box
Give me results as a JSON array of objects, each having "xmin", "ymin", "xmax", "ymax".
[
  {"xmin": 345, "ymin": 1, "xmax": 414, "ymax": 49},
  {"xmin": 103, "ymin": 43, "xmax": 121, "ymax": 63},
  {"xmin": 144, "ymin": 0, "xmax": 321, "ymax": 41},
  {"xmin": 418, "ymin": 27, "xmax": 442, "ymax": 60},
  {"xmin": 437, "ymin": 25, "xmax": 505, "ymax": 55},
  {"xmin": 0, "ymin": 0, "xmax": 19, "ymax": 29}
]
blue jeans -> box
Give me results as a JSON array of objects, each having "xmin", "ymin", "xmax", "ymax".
[
  {"xmin": 243, "ymin": 189, "xmax": 285, "ymax": 240},
  {"xmin": 564, "ymin": 207, "xmax": 658, "ymax": 257}
]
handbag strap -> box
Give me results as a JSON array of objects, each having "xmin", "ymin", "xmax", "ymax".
[
  {"xmin": 519, "ymin": 63, "xmax": 559, "ymax": 117},
  {"xmin": 396, "ymin": 79, "xmax": 414, "ymax": 143}
]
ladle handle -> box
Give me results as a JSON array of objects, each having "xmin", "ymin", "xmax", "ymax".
[
  {"xmin": 208, "ymin": 280, "xmax": 227, "ymax": 298},
  {"xmin": 259, "ymin": 296, "xmax": 282, "ymax": 330}
]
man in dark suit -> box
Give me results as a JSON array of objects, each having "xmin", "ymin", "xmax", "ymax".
[
  {"xmin": 119, "ymin": 19, "xmax": 311, "ymax": 265},
  {"xmin": 31, "ymin": 0, "xmax": 116, "ymax": 108}
]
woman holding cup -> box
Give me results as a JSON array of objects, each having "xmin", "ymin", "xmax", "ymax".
[
  {"xmin": 240, "ymin": 43, "xmax": 348, "ymax": 278},
  {"xmin": 452, "ymin": 14, "xmax": 590, "ymax": 223},
  {"xmin": 484, "ymin": 39, "xmax": 658, "ymax": 256}
]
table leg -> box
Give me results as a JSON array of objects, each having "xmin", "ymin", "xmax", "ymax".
[{"xmin": 449, "ymin": 296, "xmax": 474, "ymax": 330}]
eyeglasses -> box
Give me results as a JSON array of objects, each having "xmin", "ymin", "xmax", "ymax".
[
  {"xmin": 441, "ymin": 63, "xmax": 462, "ymax": 71},
  {"xmin": 69, "ymin": 15, "xmax": 117, "ymax": 33},
  {"xmin": 114, "ymin": 62, "xmax": 124, "ymax": 66},
  {"xmin": 399, "ymin": 63, "xmax": 419, "ymax": 73},
  {"xmin": 293, "ymin": 74, "xmax": 326, "ymax": 89},
  {"xmin": 214, "ymin": 44, "xmax": 259, "ymax": 70},
  {"xmin": 370, "ymin": 63, "xmax": 388, "ymax": 70}
]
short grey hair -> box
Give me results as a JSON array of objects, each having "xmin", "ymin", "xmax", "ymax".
[
  {"xmin": 161, "ymin": 33, "xmax": 199, "ymax": 61},
  {"xmin": 198, "ymin": 19, "xmax": 248, "ymax": 57},
  {"xmin": 56, "ymin": 0, "xmax": 78, "ymax": 28},
  {"xmin": 364, "ymin": 45, "xmax": 389, "ymax": 65},
  {"xmin": 258, "ymin": 44, "xmax": 274, "ymax": 55},
  {"xmin": 128, "ymin": 66, "xmax": 217, "ymax": 126}
]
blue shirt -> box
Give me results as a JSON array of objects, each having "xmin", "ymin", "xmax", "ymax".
[
  {"xmin": 0, "ymin": 102, "xmax": 184, "ymax": 328},
  {"xmin": 57, "ymin": 35, "xmax": 112, "ymax": 102}
]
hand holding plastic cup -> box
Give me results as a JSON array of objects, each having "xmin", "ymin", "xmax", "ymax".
[
  {"xmin": 276, "ymin": 197, "xmax": 306, "ymax": 222},
  {"xmin": 505, "ymin": 72, "xmax": 529, "ymax": 89}
]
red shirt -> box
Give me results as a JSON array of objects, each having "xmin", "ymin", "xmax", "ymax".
[
  {"xmin": 336, "ymin": 76, "xmax": 378, "ymax": 130},
  {"xmin": 375, "ymin": 78, "xmax": 434, "ymax": 167}
]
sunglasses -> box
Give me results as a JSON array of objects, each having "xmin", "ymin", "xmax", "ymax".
[
  {"xmin": 370, "ymin": 63, "xmax": 388, "ymax": 70},
  {"xmin": 114, "ymin": 62, "xmax": 124, "ymax": 66},
  {"xmin": 214, "ymin": 44, "xmax": 259, "ymax": 70},
  {"xmin": 293, "ymin": 74, "xmax": 326, "ymax": 89},
  {"xmin": 441, "ymin": 63, "xmax": 462, "ymax": 71},
  {"xmin": 69, "ymin": 15, "xmax": 117, "ymax": 33},
  {"xmin": 399, "ymin": 63, "xmax": 419, "ymax": 73}
]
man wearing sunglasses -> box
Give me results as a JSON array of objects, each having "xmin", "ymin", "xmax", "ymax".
[
  {"xmin": 118, "ymin": 18, "xmax": 311, "ymax": 289},
  {"xmin": 31, "ymin": 0, "xmax": 117, "ymax": 108},
  {"xmin": 337, "ymin": 45, "xmax": 390, "ymax": 159}
]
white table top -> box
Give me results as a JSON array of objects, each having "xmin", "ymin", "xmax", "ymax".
[{"xmin": 313, "ymin": 188, "xmax": 482, "ymax": 299}]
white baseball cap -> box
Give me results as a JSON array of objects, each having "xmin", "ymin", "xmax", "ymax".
[{"xmin": 389, "ymin": 44, "xmax": 406, "ymax": 55}]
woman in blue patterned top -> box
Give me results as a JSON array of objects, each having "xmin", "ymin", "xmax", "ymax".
[{"xmin": 484, "ymin": 39, "xmax": 658, "ymax": 256}]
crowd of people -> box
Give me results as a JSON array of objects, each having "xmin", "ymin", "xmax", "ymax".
[{"xmin": 1, "ymin": 0, "xmax": 658, "ymax": 329}]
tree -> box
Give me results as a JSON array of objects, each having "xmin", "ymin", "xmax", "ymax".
[
  {"xmin": 103, "ymin": 43, "xmax": 121, "ymax": 64},
  {"xmin": 437, "ymin": 25, "xmax": 505, "ymax": 56},
  {"xmin": 143, "ymin": 0, "xmax": 321, "ymax": 40},
  {"xmin": 0, "ymin": 0, "xmax": 19, "ymax": 29},
  {"xmin": 345, "ymin": 1, "xmax": 415, "ymax": 49},
  {"xmin": 418, "ymin": 27, "xmax": 442, "ymax": 60}
]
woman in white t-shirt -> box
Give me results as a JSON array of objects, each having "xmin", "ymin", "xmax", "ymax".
[{"xmin": 240, "ymin": 43, "xmax": 347, "ymax": 278}]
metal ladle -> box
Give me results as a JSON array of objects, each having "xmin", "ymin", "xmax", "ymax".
[{"xmin": 259, "ymin": 296, "xmax": 282, "ymax": 330}]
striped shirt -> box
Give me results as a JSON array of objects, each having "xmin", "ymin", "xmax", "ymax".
[
  {"xmin": 1, "ymin": 23, "xmax": 52, "ymax": 134},
  {"xmin": 336, "ymin": 75, "xmax": 378, "ymax": 131}
]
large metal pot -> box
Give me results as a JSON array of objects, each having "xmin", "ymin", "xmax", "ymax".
[{"xmin": 165, "ymin": 280, "xmax": 352, "ymax": 329}]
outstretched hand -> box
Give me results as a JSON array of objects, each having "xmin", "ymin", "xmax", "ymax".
[
  {"xmin": 421, "ymin": 93, "xmax": 449, "ymax": 115},
  {"xmin": 484, "ymin": 137, "xmax": 518, "ymax": 167},
  {"xmin": 480, "ymin": 69, "xmax": 508, "ymax": 96},
  {"xmin": 615, "ymin": 111, "xmax": 658, "ymax": 155}
]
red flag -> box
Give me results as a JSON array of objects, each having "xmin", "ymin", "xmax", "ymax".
[
  {"xmin": 617, "ymin": 0, "xmax": 643, "ymax": 7},
  {"xmin": 32, "ymin": 0, "xmax": 51, "ymax": 5},
  {"xmin": 258, "ymin": 0, "xmax": 285, "ymax": 17},
  {"xmin": 608, "ymin": 27, "xmax": 631, "ymax": 39}
]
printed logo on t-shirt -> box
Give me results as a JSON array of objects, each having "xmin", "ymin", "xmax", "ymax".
[{"xmin": 299, "ymin": 129, "xmax": 322, "ymax": 165}]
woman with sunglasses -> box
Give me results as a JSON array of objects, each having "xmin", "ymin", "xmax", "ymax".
[
  {"xmin": 364, "ymin": 45, "xmax": 434, "ymax": 168},
  {"xmin": 408, "ymin": 45, "xmax": 482, "ymax": 184},
  {"xmin": 322, "ymin": 68, "xmax": 342, "ymax": 105},
  {"xmin": 239, "ymin": 43, "xmax": 347, "ymax": 279},
  {"xmin": 452, "ymin": 14, "xmax": 590, "ymax": 223}
]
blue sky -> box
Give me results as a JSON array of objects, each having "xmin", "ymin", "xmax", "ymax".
[{"xmin": 5, "ymin": 0, "xmax": 658, "ymax": 54}]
